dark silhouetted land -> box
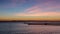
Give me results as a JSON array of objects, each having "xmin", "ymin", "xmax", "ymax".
[{"xmin": 0, "ymin": 20, "xmax": 60, "ymax": 26}]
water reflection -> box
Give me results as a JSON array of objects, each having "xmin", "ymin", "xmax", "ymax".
[{"xmin": 0, "ymin": 22, "xmax": 60, "ymax": 34}]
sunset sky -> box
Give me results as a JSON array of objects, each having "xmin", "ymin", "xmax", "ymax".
[{"xmin": 0, "ymin": 0, "xmax": 60, "ymax": 20}]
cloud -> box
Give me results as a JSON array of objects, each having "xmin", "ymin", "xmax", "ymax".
[
  {"xmin": 15, "ymin": 12, "xmax": 60, "ymax": 16},
  {"xmin": 14, "ymin": 5, "xmax": 60, "ymax": 16}
]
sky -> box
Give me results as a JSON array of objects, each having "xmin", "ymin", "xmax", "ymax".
[{"xmin": 0, "ymin": 0, "xmax": 60, "ymax": 20}]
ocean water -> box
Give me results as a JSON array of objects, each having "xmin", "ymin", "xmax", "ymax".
[{"xmin": 0, "ymin": 22, "xmax": 60, "ymax": 34}]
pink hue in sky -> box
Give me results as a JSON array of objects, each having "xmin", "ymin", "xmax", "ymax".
[{"xmin": 14, "ymin": 5, "xmax": 60, "ymax": 16}]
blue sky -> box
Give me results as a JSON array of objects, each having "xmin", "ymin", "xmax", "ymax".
[{"xmin": 0, "ymin": 0, "xmax": 60, "ymax": 20}]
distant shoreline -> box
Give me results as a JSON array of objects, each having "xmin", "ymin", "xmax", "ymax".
[
  {"xmin": 0, "ymin": 20, "xmax": 60, "ymax": 22},
  {"xmin": 0, "ymin": 20, "xmax": 60, "ymax": 26}
]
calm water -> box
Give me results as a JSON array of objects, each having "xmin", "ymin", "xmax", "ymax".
[{"xmin": 0, "ymin": 22, "xmax": 60, "ymax": 34}]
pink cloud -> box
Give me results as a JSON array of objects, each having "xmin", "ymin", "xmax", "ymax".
[
  {"xmin": 24, "ymin": 6, "xmax": 42, "ymax": 14},
  {"xmin": 15, "ymin": 12, "xmax": 60, "ymax": 16},
  {"xmin": 14, "ymin": 5, "xmax": 60, "ymax": 16}
]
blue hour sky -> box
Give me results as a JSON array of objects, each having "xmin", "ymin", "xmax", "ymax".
[{"xmin": 0, "ymin": 0, "xmax": 60, "ymax": 20}]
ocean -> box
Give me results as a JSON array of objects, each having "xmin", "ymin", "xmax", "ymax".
[{"xmin": 0, "ymin": 22, "xmax": 60, "ymax": 34}]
